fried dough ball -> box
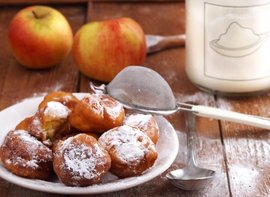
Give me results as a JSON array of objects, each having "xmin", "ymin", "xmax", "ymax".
[
  {"xmin": 124, "ymin": 114, "xmax": 159, "ymax": 144},
  {"xmin": 16, "ymin": 101, "xmax": 71, "ymax": 143},
  {"xmin": 69, "ymin": 94, "xmax": 125, "ymax": 133},
  {"xmin": 98, "ymin": 125, "xmax": 157, "ymax": 178},
  {"xmin": 51, "ymin": 131, "xmax": 99, "ymax": 154},
  {"xmin": 53, "ymin": 134, "xmax": 111, "ymax": 186},
  {"xmin": 0, "ymin": 130, "xmax": 53, "ymax": 180},
  {"xmin": 38, "ymin": 91, "xmax": 79, "ymax": 111}
]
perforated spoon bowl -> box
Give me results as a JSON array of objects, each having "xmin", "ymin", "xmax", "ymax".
[
  {"xmin": 91, "ymin": 66, "xmax": 270, "ymax": 130},
  {"xmin": 90, "ymin": 66, "xmax": 270, "ymax": 189}
]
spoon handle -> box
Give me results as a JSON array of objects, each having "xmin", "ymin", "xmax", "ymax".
[
  {"xmin": 185, "ymin": 112, "xmax": 198, "ymax": 168},
  {"xmin": 146, "ymin": 34, "xmax": 185, "ymax": 54},
  {"xmin": 186, "ymin": 104, "xmax": 270, "ymax": 130}
]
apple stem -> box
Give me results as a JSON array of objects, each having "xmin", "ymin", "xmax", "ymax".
[
  {"xmin": 32, "ymin": 10, "xmax": 47, "ymax": 19},
  {"xmin": 32, "ymin": 10, "xmax": 39, "ymax": 19}
]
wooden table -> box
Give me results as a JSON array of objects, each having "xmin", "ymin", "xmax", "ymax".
[{"xmin": 0, "ymin": 1, "xmax": 269, "ymax": 197}]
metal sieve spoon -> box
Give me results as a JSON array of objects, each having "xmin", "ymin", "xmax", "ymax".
[{"xmin": 90, "ymin": 66, "xmax": 270, "ymax": 130}]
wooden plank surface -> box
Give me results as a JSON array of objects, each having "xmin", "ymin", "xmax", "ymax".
[
  {"xmin": 0, "ymin": 0, "xmax": 184, "ymax": 6},
  {"xmin": 0, "ymin": 4, "xmax": 86, "ymax": 109},
  {"xmin": 216, "ymin": 96, "xmax": 270, "ymax": 197},
  {"xmin": 0, "ymin": 4, "xmax": 85, "ymax": 197},
  {"xmin": 0, "ymin": 1, "xmax": 269, "ymax": 197},
  {"xmin": 80, "ymin": 2, "xmax": 230, "ymax": 197}
]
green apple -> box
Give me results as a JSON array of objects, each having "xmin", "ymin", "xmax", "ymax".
[{"xmin": 8, "ymin": 6, "xmax": 73, "ymax": 69}]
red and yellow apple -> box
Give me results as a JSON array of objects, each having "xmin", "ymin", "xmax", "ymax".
[
  {"xmin": 72, "ymin": 17, "xmax": 146, "ymax": 82},
  {"xmin": 8, "ymin": 6, "xmax": 73, "ymax": 69}
]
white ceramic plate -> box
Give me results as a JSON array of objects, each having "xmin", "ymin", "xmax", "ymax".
[{"xmin": 0, "ymin": 93, "xmax": 179, "ymax": 194}]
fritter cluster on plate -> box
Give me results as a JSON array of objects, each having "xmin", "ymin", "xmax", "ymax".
[{"xmin": 0, "ymin": 91, "xmax": 160, "ymax": 187}]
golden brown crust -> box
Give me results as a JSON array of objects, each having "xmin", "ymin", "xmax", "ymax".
[
  {"xmin": 69, "ymin": 94, "xmax": 125, "ymax": 133},
  {"xmin": 15, "ymin": 116, "xmax": 33, "ymax": 131},
  {"xmin": 38, "ymin": 91, "xmax": 79, "ymax": 111},
  {"xmin": 98, "ymin": 125, "xmax": 157, "ymax": 178},
  {"xmin": 1, "ymin": 92, "xmax": 161, "ymax": 186},
  {"xmin": 53, "ymin": 134, "xmax": 111, "ymax": 186},
  {"xmin": 0, "ymin": 130, "xmax": 53, "ymax": 180},
  {"xmin": 124, "ymin": 113, "xmax": 159, "ymax": 144},
  {"xmin": 16, "ymin": 101, "xmax": 71, "ymax": 143}
]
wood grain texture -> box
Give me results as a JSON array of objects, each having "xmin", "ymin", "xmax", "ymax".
[
  {"xmin": 0, "ymin": 4, "xmax": 85, "ymax": 197},
  {"xmin": 0, "ymin": 1, "xmax": 268, "ymax": 197},
  {"xmin": 0, "ymin": 0, "xmax": 184, "ymax": 6},
  {"xmin": 78, "ymin": 2, "xmax": 231, "ymax": 197},
  {"xmin": 216, "ymin": 95, "xmax": 270, "ymax": 197},
  {"xmin": 0, "ymin": 5, "xmax": 85, "ymax": 110}
]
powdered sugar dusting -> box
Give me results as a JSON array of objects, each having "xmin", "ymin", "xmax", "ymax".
[
  {"xmin": 13, "ymin": 130, "xmax": 42, "ymax": 147},
  {"xmin": 175, "ymin": 92, "xmax": 214, "ymax": 106},
  {"xmin": 124, "ymin": 114, "xmax": 153, "ymax": 131},
  {"xmin": 216, "ymin": 98, "xmax": 233, "ymax": 110},
  {"xmin": 99, "ymin": 125, "xmax": 156, "ymax": 165},
  {"xmin": 58, "ymin": 135, "xmax": 108, "ymax": 181},
  {"xmin": 103, "ymin": 97, "xmax": 123, "ymax": 120},
  {"xmin": 84, "ymin": 94, "xmax": 104, "ymax": 117},
  {"xmin": 31, "ymin": 116, "xmax": 42, "ymax": 129},
  {"xmin": 83, "ymin": 94, "xmax": 124, "ymax": 120},
  {"xmin": 2, "ymin": 130, "xmax": 52, "ymax": 169},
  {"xmin": 117, "ymin": 143, "xmax": 144, "ymax": 165},
  {"xmin": 44, "ymin": 83, "xmax": 64, "ymax": 92},
  {"xmin": 43, "ymin": 101, "xmax": 71, "ymax": 119},
  {"xmin": 174, "ymin": 92, "xmax": 234, "ymax": 110}
]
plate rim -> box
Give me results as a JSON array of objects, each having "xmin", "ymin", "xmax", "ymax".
[{"xmin": 0, "ymin": 93, "xmax": 179, "ymax": 194}]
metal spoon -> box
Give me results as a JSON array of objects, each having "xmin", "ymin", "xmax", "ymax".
[{"xmin": 166, "ymin": 112, "xmax": 215, "ymax": 190}]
